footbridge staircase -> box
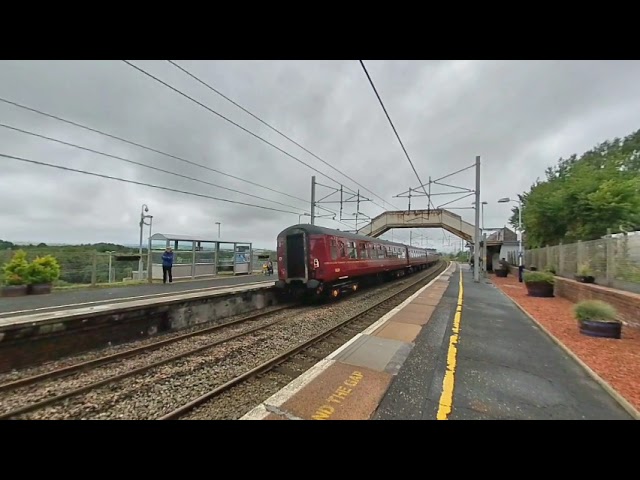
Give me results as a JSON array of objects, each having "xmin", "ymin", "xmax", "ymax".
[{"xmin": 356, "ymin": 209, "xmax": 476, "ymax": 243}]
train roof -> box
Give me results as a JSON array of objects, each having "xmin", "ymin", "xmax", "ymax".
[{"xmin": 277, "ymin": 223, "xmax": 426, "ymax": 249}]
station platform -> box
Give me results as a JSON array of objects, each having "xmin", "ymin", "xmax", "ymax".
[
  {"xmin": 242, "ymin": 263, "xmax": 635, "ymax": 420},
  {"xmin": 0, "ymin": 274, "xmax": 271, "ymax": 318}
]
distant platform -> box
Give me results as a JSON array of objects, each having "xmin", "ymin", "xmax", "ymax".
[{"xmin": 0, "ymin": 274, "xmax": 272, "ymax": 318}]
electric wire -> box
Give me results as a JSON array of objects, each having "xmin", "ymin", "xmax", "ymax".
[
  {"xmin": 0, "ymin": 96, "xmax": 337, "ymax": 217},
  {"xmin": 122, "ymin": 60, "xmax": 360, "ymax": 201},
  {"xmin": 166, "ymin": 59, "xmax": 400, "ymax": 212},
  {"xmin": 358, "ymin": 60, "xmax": 435, "ymax": 209},
  {"xmin": 0, "ymin": 122, "xmax": 308, "ymax": 213},
  {"xmin": 0, "ymin": 152, "xmax": 304, "ymax": 215}
]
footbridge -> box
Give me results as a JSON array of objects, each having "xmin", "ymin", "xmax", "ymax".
[{"xmin": 356, "ymin": 209, "xmax": 476, "ymax": 243}]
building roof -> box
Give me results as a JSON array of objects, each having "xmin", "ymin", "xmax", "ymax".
[
  {"xmin": 486, "ymin": 227, "xmax": 518, "ymax": 242},
  {"xmin": 150, "ymin": 233, "xmax": 251, "ymax": 244}
]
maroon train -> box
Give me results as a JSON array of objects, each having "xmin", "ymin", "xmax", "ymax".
[{"xmin": 274, "ymin": 224, "xmax": 440, "ymax": 299}]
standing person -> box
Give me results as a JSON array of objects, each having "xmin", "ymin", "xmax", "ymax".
[
  {"xmin": 162, "ymin": 247, "xmax": 174, "ymax": 284},
  {"xmin": 267, "ymin": 260, "xmax": 273, "ymax": 276}
]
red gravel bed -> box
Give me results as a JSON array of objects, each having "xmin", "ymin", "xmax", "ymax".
[{"xmin": 491, "ymin": 274, "xmax": 640, "ymax": 413}]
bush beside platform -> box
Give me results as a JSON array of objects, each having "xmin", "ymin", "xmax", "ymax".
[{"xmin": 1, "ymin": 250, "xmax": 61, "ymax": 297}]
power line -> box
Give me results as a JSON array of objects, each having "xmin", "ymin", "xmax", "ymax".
[
  {"xmin": 122, "ymin": 60, "xmax": 358, "ymax": 199},
  {"xmin": 0, "ymin": 152, "xmax": 303, "ymax": 215},
  {"xmin": 0, "ymin": 122, "xmax": 306, "ymax": 213},
  {"xmin": 0, "ymin": 96, "xmax": 337, "ymax": 217},
  {"xmin": 358, "ymin": 60, "xmax": 433, "ymax": 208},
  {"xmin": 167, "ymin": 60, "xmax": 400, "ymax": 212}
]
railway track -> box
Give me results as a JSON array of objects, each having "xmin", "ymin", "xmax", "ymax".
[
  {"xmin": 0, "ymin": 304, "xmax": 302, "ymax": 419},
  {"xmin": 0, "ymin": 261, "xmax": 446, "ymax": 420},
  {"xmin": 162, "ymin": 260, "xmax": 449, "ymax": 420}
]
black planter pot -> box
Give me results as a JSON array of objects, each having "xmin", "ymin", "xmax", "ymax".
[
  {"xmin": 1, "ymin": 285, "xmax": 28, "ymax": 297},
  {"xmin": 28, "ymin": 283, "xmax": 53, "ymax": 295},
  {"xmin": 578, "ymin": 319, "xmax": 622, "ymax": 339},
  {"xmin": 495, "ymin": 269, "xmax": 508, "ymax": 278},
  {"xmin": 574, "ymin": 275, "xmax": 595, "ymax": 284},
  {"xmin": 524, "ymin": 280, "xmax": 554, "ymax": 297}
]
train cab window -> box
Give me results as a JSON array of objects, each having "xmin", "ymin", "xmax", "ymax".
[{"xmin": 330, "ymin": 239, "xmax": 338, "ymax": 260}]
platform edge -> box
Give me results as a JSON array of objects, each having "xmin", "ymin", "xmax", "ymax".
[{"xmin": 240, "ymin": 262, "xmax": 455, "ymax": 420}]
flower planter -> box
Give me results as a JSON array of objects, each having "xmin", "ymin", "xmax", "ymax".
[
  {"xmin": 495, "ymin": 269, "xmax": 508, "ymax": 278},
  {"xmin": 574, "ymin": 275, "xmax": 595, "ymax": 284},
  {"xmin": 578, "ymin": 319, "xmax": 621, "ymax": 339},
  {"xmin": 28, "ymin": 283, "xmax": 53, "ymax": 295},
  {"xmin": 524, "ymin": 281, "xmax": 554, "ymax": 297},
  {"xmin": 1, "ymin": 285, "xmax": 28, "ymax": 297}
]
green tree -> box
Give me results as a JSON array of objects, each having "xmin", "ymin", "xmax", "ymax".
[{"xmin": 510, "ymin": 128, "xmax": 640, "ymax": 247}]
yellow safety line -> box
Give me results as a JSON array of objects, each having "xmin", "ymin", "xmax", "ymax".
[{"xmin": 436, "ymin": 264, "xmax": 463, "ymax": 420}]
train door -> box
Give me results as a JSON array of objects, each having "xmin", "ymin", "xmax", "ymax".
[{"xmin": 286, "ymin": 232, "xmax": 306, "ymax": 279}]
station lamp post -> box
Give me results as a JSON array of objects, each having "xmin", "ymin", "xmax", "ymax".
[
  {"xmin": 139, "ymin": 204, "xmax": 153, "ymax": 281},
  {"xmin": 498, "ymin": 197, "xmax": 523, "ymax": 282}
]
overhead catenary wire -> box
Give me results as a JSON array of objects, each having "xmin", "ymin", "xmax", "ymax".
[
  {"xmin": 122, "ymin": 60, "xmax": 360, "ymax": 201},
  {"xmin": 358, "ymin": 60, "xmax": 435, "ymax": 210},
  {"xmin": 0, "ymin": 96, "xmax": 337, "ymax": 217},
  {"xmin": 0, "ymin": 122, "xmax": 310, "ymax": 213},
  {"xmin": 166, "ymin": 59, "xmax": 400, "ymax": 212},
  {"xmin": 0, "ymin": 152, "xmax": 304, "ymax": 216}
]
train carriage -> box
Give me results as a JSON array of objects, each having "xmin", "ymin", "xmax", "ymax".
[{"xmin": 275, "ymin": 224, "xmax": 438, "ymax": 299}]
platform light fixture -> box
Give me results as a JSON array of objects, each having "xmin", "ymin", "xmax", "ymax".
[{"xmin": 498, "ymin": 197, "xmax": 523, "ymax": 282}]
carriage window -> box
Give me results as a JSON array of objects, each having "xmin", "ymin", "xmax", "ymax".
[
  {"xmin": 359, "ymin": 243, "xmax": 367, "ymax": 259},
  {"xmin": 330, "ymin": 239, "xmax": 338, "ymax": 260},
  {"xmin": 347, "ymin": 241, "xmax": 357, "ymax": 259},
  {"xmin": 378, "ymin": 245, "xmax": 385, "ymax": 259}
]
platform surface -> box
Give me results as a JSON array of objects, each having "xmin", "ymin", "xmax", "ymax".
[
  {"xmin": 0, "ymin": 274, "xmax": 270, "ymax": 318},
  {"xmin": 375, "ymin": 266, "xmax": 633, "ymax": 420},
  {"xmin": 242, "ymin": 264, "xmax": 456, "ymax": 421},
  {"xmin": 242, "ymin": 264, "xmax": 634, "ymax": 420}
]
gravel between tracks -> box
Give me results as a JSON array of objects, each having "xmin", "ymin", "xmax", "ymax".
[
  {"xmin": 3, "ymin": 266, "xmax": 442, "ymax": 420},
  {"xmin": 0, "ymin": 304, "xmax": 289, "ymax": 385}
]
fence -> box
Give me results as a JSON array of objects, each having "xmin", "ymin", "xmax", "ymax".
[
  {"xmin": 518, "ymin": 232, "xmax": 640, "ymax": 294},
  {"xmin": 1, "ymin": 248, "xmax": 277, "ymax": 288}
]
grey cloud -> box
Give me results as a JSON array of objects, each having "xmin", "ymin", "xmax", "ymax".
[{"xmin": 1, "ymin": 60, "xmax": 639, "ymax": 250}]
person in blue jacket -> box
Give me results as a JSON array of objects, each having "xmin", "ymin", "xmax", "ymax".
[{"xmin": 162, "ymin": 246, "xmax": 174, "ymax": 284}]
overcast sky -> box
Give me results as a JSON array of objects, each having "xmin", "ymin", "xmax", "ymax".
[{"xmin": 1, "ymin": 60, "xmax": 639, "ymax": 251}]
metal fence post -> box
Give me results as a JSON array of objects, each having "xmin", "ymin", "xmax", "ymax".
[
  {"xmin": 91, "ymin": 251, "xmax": 97, "ymax": 286},
  {"xmin": 605, "ymin": 228, "xmax": 614, "ymax": 286},
  {"xmin": 576, "ymin": 240, "xmax": 583, "ymax": 274},
  {"xmin": 558, "ymin": 241, "xmax": 564, "ymax": 275}
]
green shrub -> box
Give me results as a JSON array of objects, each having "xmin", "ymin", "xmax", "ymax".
[
  {"xmin": 577, "ymin": 262, "xmax": 593, "ymax": 276},
  {"xmin": 523, "ymin": 270, "xmax": 555, "ymax": 284},
  {"xmin": 2, "ymin": 250, "xmax": 29, "ymax": 286},
  {"xmin": 545, "ymin": 265, "xmax": 556, "ymax": 275},
  {"xmin": 573, "ymin": 300, "xmax": 618, "ymax": 322},
  {"xmin": 27, "ymin": 255, "xmax": 61, "ymax": 284}
]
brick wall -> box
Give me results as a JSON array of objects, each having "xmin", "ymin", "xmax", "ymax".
[
  {"xmin": 555, "ymin": 278, "xmax": 640, "ymax": 328},
  {"xmin": 508, "ymin": 266, "xmax": 640, "ymax": 329}
]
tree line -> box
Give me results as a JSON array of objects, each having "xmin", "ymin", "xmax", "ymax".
[{"xmin": 509, "ymin": 128, "xmax": 640, "ymax": 248}]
